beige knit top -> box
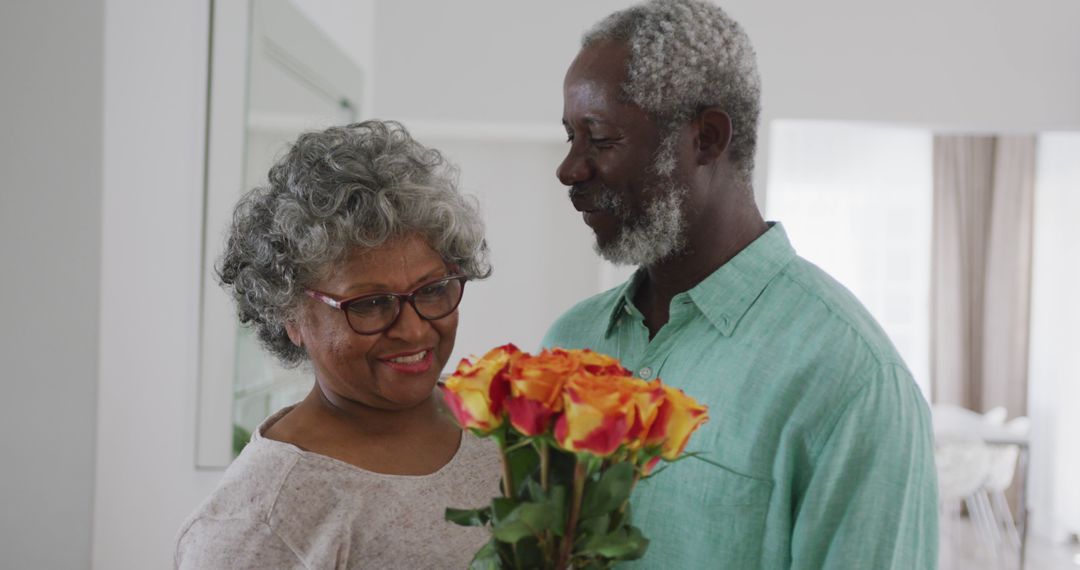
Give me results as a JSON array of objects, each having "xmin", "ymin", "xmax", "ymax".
[{"xmin": 175, "ymin": 406, "xmax": 503, "ymax": 569}]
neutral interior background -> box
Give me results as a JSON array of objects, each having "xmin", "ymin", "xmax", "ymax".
[{"xmin": 2, "ymin": 0, "xmax": 1079, "ymax": 568}]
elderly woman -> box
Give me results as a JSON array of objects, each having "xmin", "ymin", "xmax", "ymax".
[{"xmin": 175, "ymin": 121, "xmax": 502, "ymax": 568}]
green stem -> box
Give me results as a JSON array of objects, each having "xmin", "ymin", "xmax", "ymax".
[
  {"xmin": 503, "ymin": 439, "xmax": 532, "ymax": 453},
  {"xmin": 538, "ymin": 441, "xmax": 553, "ymax": 566},
  {"xmin": 539, "ymin": 440, "xmax": 550, "ymax": 492},
  {"xmin": 558, "ymin": 457, "xmax": 587, "ymax": 569},
  {"xmin": 612, "ymin": 470, "xmax": 642, "ymax": 532},
  {"xmin": 500, "ymin": 449, "xmax": 514, "ymax": 499},
  {"xmin": 496, "ymin": 431, "xmax": 523, "ymax": 567}
]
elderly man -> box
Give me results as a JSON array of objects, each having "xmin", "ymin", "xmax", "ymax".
[{"xmin": 542, "ymin": 1, "xmax": 938, "ymax": 568}]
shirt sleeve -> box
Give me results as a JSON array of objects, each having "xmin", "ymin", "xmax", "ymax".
[
  {"xmin": 175, "ymin": 517, "xmax": 306, "ymax": 570},
  {"xmin": 790, "ymin": 364, "xmax": 939, "ymax": 569}
]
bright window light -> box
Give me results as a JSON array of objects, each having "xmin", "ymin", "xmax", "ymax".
[{"xmin": 765, "ymin": 121, "xmax": 933, "ymax": 398}]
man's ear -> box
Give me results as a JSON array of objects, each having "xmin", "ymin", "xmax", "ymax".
[
  {"xmin": 285, "ymin": 319, "xmax": 304, "ymax": 348},
  {"xmin": 694, "ymin": 107, "xmax": 733, "ymax": 165}
]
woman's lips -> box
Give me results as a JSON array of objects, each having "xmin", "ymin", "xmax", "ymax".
[{"xmin": 379, "ymin": 349, "xmax": 435, "ymax": 374}]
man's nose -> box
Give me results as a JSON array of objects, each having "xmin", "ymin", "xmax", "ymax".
[{"xmin": 556, "ymin": 145, "xmax": 592, "ymax": 187}]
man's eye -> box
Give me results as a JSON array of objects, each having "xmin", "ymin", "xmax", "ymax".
[{"xmin": 590, "ymin": 138, "xmax": 616, "ymax": 148}]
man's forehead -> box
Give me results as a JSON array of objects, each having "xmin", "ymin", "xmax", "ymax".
[
  {"xmin": 563, "ymin": 44, "xmax": 630, "ymax": 116},
  {"xmin": 566, "ymin": 41, "xmax": 630, "ymax": 85}
]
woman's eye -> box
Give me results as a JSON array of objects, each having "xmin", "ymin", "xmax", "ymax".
[
  {"xmin": 348, "ymin": 296, "xmax": 394, "ymax": 314},
  {"xmin": 417, "ymin": 281, "xmax": 449, "ymax": 297}
]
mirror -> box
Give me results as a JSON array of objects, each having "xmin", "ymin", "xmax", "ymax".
[{"xmin": 196, "ymin": 0, "xmax": 363, "ymax": 468}]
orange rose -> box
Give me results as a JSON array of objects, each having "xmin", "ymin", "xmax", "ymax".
[
  {"xmin": 625, "ymin": 379, "xmax": 666, "ymax": 450},
  {"xmin": 643, "ymin": 384, "xmax": 709, "ymax": 460},
  {"xmin": 574, "ymin": 349, "xmax": 632, "ymax": 377},
  {"xmin": 441, "ymin": 344, "xmax": 521, "ymax": 433},
  {"xmin": 553, "ymin": 373, "xmax": 647, "ymax": 456},
  {"xmin": 503, "ymin": 349, "xmax": 579, "ymax": 435},
  {"xmin": 510, "ymin": 349, "xmax": 579, "ymax": 411}
]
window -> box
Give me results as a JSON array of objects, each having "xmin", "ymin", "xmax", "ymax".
[{"xmin": 765, "ymin": 121, "xmax": 933, "ymax": 397}]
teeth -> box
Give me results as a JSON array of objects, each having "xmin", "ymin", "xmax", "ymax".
[{"xmin": 389, "ymin": 351, "xmax": 427, "ymax": 364}]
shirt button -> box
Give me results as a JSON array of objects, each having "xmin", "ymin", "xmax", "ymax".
[
  {"xmin": 638, "ymin": 367, "xmax": 653, "ymax": 379},
  {"xmin": 624, "ymin": 305, "xmax": 632, "ymax": 314}
]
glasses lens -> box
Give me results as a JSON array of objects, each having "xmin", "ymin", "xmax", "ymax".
[
  {"xmin": 344, "ymin": 295, "xmax": 399, "ymax": 334},
  {"xmin": 413, "ymin": 277, "xmax": 464, "ymax": 320}
]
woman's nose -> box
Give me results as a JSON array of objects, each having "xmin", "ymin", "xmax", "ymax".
[{"xmin": 385, "ymin": 301, "xmax": 429, "ymax": 342}]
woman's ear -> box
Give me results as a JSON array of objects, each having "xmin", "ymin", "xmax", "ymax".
[{"xmin": 694, "ymin": 107, "xmax": 733, "ymax": 165}]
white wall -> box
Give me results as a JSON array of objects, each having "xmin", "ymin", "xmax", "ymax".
[
  {"xmin": 1028, "ymin": 133, "xmax": 1080, "ymax": 541},
  {"xmin": 374, "ymin": 0, "xmax": 1080, "ymax": 203},
  {"xmin": 92, "ymin": 1, "xmax": 218, "ymax": 567},
  {"xmin": 0, "ymin": 2, "xmax": 103, "ymax": 568},
  {"xmin": 290, "ymin": 0, "xmax": 376, "ymax": 116}
]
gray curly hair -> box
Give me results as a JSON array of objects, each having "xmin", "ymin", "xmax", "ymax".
[
  {"xmin": 583, "ymin": 0, "xmax": 762, "ymax": 181},
  {"xmin": 217, "ymin": 120, "xmax": 491, "ymax": 366}
]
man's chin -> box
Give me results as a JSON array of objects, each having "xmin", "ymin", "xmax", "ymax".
[{"xmin": 593, "ymin": 238, "xmax": 636, "ymax": 267}]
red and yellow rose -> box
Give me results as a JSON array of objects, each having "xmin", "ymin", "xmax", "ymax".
[
  {"xmin": 554, "ymin": 373, "xmax": 652, "ymax": 456},
  {"xmin": 503, "ymin": 349, "xmax": 576, "ymax": 435},
  {"xmin": 643, "ymin": 384, "xmax": 710, "ymax": 460},
  {"xmin": 441, "ymin": 343, "xmax": 521, "ymax": 433}
]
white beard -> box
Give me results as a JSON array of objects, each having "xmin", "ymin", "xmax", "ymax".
[{"xmin": 593, "ymin": 181, "xmax": 689, "ymax": 267}]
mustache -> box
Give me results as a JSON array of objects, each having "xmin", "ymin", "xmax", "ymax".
[{"xmin": 568, "ymin": 185, "xmax": 622, "ymax": 210}]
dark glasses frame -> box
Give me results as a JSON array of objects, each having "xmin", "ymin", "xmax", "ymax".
[{"xmin": 306, "ymin": 275, "xmax": 468, "ymax": 335}]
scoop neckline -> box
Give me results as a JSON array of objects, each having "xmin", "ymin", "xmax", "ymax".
[{"xmin": 253, "ymin": 404, "xmax": 472, "ymax": 481}]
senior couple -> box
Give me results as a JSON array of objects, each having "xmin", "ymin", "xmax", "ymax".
[{"xmin": 176, "ymin": 1, "xmax": 938, "ymax": 568}]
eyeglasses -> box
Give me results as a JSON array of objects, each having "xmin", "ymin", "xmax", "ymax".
[{"xmin": 305, "ymin": 275, "xmax": 468, "ymax": 335}]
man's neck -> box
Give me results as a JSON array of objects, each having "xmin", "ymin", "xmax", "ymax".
[{"xmin": 634, "ymin": 206, "xmax": 767, "ymax": 338}]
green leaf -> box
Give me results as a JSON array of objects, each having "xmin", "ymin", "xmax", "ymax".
[
  {"xmin": 582, "ymin": 453, "xmax": 604, "ymax": 477},
  {"xmin": 583, "ymin": 525, "xmax": 650, "ymax": 560},
  {"xmin": 491, "ymin": 499, "xmax": 556, "ymax": 544},
  {"xmin": 467, "ymin": 539, "xmax": 501, "ymax": 570},
  {"xmin": 608, "ymin": 500, "xmax": 630, "ymax": 529},
  {"xmin": 445, "ymin": 506, "xmax": 491, "ymax": 527},
  {"xmin": 512, "ymin": 536, "xmax": 544, "ymax": 568},
  {"xmin": 546, "ymin": 484, "xmax": 568, "ymax": 536},
  {"xmin": 506, "ymin": 443, "xmax": 540, "ymax": 496},
  {"xmin": 524, "ymin": 478, "xmax": 545, "ymax": 502},
  {"xmin": 581, "ymin": 462, "xmax": 635, "ymax": 519}
]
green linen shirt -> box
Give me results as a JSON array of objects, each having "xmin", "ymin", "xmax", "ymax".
[{"xmin": 542, "ymin": 223, "xmax": 938, "ymax": 569}]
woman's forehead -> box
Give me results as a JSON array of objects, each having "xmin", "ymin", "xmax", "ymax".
[{"xmin": 323, "ymin": 235, "xmax": 446, "ymax": 292}]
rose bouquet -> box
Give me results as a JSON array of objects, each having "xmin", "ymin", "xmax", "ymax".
[{"xmin": 441, "ymin": 344, "xmax": 709, "ymax": 569}]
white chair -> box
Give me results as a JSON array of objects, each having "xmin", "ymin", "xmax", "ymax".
[
  {"xmin": 935, "ymin": 434, "xmax": 994, "ymax": 566},
  {"xmin": 980, "ymin": 416, "xmax": 1030, "ymax": 550}
]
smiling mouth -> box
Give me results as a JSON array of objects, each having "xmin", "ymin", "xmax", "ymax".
[{"xmin": 385, "ymin": 350, "xmax": 429, "ymax": 364}]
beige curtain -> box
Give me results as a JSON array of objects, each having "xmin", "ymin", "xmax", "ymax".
[{"xmin": 931, "ymin": 135, "xmax": 1036, "ymax": 417}]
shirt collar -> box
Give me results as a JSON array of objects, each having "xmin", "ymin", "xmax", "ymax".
[
  {"xmin": 604, "ymin": 270, "xmax": 647, "ymax": 336},
  {"xmin": 603, "ymin": 222, "xmax": 797, "ymax": 337}
]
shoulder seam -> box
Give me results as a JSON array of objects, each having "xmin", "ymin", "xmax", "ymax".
[
  {"xmin": 805, "ymin": 363, "xmax": 915, "ymax": 460},
  {"xmin": 176, "ymin": 516, "xmax": 310, "ymax": 569},
  {"xmin": 265, "ymin": 451, "xmax": 303, "ymax": 524},
  {"xmin": 773, "ymin": 266, "xmax": 906, "ymax": 370}
]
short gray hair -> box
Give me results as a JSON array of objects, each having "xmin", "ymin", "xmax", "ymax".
[
  {"xmin": 583, "ymin": 0, "xmax": 762, "ymax": 180},
  {"xmin": 217, "ymin": 120, "xmax": 491, "ymax": 366}
]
